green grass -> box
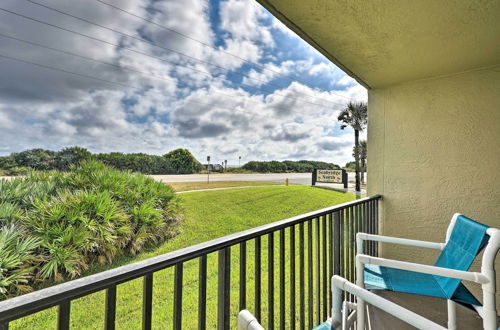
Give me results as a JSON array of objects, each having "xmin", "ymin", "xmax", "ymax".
[
  {"xmin": 11, "ymin": 185, "xmax": 355, "ymax": 329},
  {"xmin": 167, "ymin": 180, "xmax": 287, "ymax": 192}
]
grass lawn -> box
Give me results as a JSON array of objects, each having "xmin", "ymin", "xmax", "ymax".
[
  {"xmin": 12, "ymin": 185, "xmax": 355, "ymax": 330},
  {"xmin": 166, "ymin": 180, "xmax": 286, "ymax": 192}
]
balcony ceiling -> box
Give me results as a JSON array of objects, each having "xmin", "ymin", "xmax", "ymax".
[{"xmin": 256, "ymin": 0, "xmax": 500, "ymax": 89}]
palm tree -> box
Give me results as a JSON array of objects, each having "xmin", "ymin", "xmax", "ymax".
[
  {"xmin": 338, "ymin": 101, "xmax": 367, "ymax": 191},
  {"xmin": 353, "ymin": 140, "xmax": 367, "ymax": 185}
]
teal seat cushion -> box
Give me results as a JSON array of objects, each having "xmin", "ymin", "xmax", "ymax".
[
  {"xmin": 312, "ymin": 321, "xmax": 334, "ymax": 330},
  {"xmin": 364, "ymin": 215, "xmax": 488, "ymax": 309}
]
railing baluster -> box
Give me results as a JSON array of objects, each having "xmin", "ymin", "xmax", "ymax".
[
  {"xmin": 105, "ymin": 285, "xmax": 116, "ymax": 330},
  {"xmin": 315, "ymin": 217, "xmax": 320, "ymax": 324},
  {"xmin": 344, "ymin": 207, "xmax": 351, "ymax": 301},
  {"xmin": 198, "ymin": 255, "xmax": 207, "ymax": 330},
  {"xmin": 279, "ymin": 229, "xmax": 286, "ymax": 330},
  {"xmin": 290, "ymin": 225, "xmax": 296, "ymax": 330},
  {"xmin": 333, "ymin": 212, "xmax": 340, "ymax": 277},
  {"xmin": 142, "ymin": 273, "xmax": 153, "ymax": 330},
  {"xmin": 299, "ymin": 222, "xmax": 305, "ymax": 330},
  {"xmin": 349, "ymin": 206, "xmax": 358, "ymax": 302},
  {"xmin": 375, "ymin": 199, "xmax": 379, "ymax": 256},
  {"xmin": 268, "ymin": 233, "xmax": 275, "ymax": 330},
  {"xmin": 255, "ymin": 237, "xmax": 262, "ymax": 322},
  {"xmin": 307, "ymin": 220, "xmax": 313, "ymax": 330},
  {"xmin": 217, "ymin": 248, "xmax": 231, "ymax": 330},
  {"xmin": 370, "ymin": 200, "xmax": 375, "ymax": 255},
  {"xmin": 322, "ymin": 215, "xmax": 327, "ymax": 320},
  {"xmin": 173, "ymin": 263, "xmax": 183, "ymax": 330},
  {"xmin": 339, "ymin": 209, "xmax": 345, "ymax": 301},
  {"xmin": 355, "ymin": 204, "xmax": 360, "ymax": 285},
  {"xmin": 239, "ymin": 242, "xmax": 247, "ymax": 311},
  {"xmin": 57, "ymin": 301, "xmax": 70, "ymax": 330},
  {"xmin": 328, "ymin": 213, "xmax": 334, "ymax": 309},
  {"xmin": 364, "ymin": 201, "xmax": 369, "ymax": 255}
]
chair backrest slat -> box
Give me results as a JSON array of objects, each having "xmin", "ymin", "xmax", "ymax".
[{"xmin": 434, "ymin": 214, "xmax": 489, "ymax": 297}]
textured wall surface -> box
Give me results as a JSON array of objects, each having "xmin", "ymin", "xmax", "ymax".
[
  {"xmin": 257, "ymin": 0, "xmax": 500, "ymax": 88},
  {"xmin": 367, "ymin": 65, "xmax": 500, "ymax": 306}
]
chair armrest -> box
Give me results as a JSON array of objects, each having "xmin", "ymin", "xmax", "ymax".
[
  {"xmin": 357, "ymin": 254, "xmax": 489, "ymax": 284},
  {"xmin": 356, "ymin": 233, "xmax": 444, "ymax": 250}
]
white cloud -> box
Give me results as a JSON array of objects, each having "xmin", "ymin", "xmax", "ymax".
[{"xmin": 0, "ymin": 0, "xmax": 367, "ymax": 167}]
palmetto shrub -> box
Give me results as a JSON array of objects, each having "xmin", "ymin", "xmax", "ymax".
[
  {"xmin": 0, "ymin": 225, "xmax": 41, "ymax": 297},
  {"xmin": 0, "ymin": 161, "xmax": 179, "ymax": 298}
]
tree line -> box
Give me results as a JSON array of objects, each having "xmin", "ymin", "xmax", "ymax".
[
  {"xmin": 242, "ymin": 160, "xmax": 340, "ymax": 173},
  {"xmin": 0, "ymin": 147, "xmax": 203, "ymax": 175}
]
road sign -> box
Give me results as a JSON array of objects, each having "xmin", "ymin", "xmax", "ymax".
[{"xmin": 312, "ymin": 169, "xmax": 348, "ymax": 188}]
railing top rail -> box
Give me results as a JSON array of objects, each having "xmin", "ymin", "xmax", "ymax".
[{"xmin": 0, "ymin": 194, "xmax": 381, "ymax": 323}]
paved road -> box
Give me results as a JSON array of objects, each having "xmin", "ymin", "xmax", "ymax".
[
  {"xmin": 149, "ymin": 172, "xmax": 365, "ymax": 186},
  {"xmin": 149, "ymin": 173, "xmax": 312, "ymax": 184}
]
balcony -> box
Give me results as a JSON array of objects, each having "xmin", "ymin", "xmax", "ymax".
[{"xmin": 0, "ymin": 196, "xmax": 381, "ymax": 330}]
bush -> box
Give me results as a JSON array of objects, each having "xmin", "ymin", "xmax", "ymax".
[
  {"xmin": 96, "ymin": 152, "xmax": 174, "ymax": 174},
  {"xmin": 242, "ymin": 160, "xmax": 340, "ymax": 173},
  {"xmin": 0, "ymin": 225, "xmax": 41, "ymax": 297},
  {"xmin": 163, "ymin": 148, "xmax": 203, "ymax": 174},
  {"xmin": 0, "ymin": 147, "xmax": 203, "ymax": 175},
  {"xmin": 54, "ymin": 146, "xmax": 93, "ymax": 171},
  {"xmin": 0, "ymin": 161, "xmax": 180, "ymax": 298},
  {"xmin": 11, "ymin": 149, "xmax": 56, "ymax": 171},
  {"xmin": 0, "ymin": 156, "xmax": 16, "ymax": 170}
]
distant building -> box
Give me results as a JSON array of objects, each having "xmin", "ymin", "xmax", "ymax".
[{"xmin": 203, "ymin": 164, "xmax": 224, "ymax": 172}]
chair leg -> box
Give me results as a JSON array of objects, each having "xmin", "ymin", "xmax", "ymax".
[
  {"xmin": 481, "ymin": 281, "xmax": 497, "ymax": 330},
  {"xmin": 447, "ymin": 300, "xmax": 457, "ymax": 330},
  {"xmin": 356, "ymin": 259, "xmax": 365, "ymax": 330}
]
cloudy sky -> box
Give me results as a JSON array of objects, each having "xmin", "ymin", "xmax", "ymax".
[{"xmin": 0, "ymin": 0, "xmax": 366, "ymax": 166}]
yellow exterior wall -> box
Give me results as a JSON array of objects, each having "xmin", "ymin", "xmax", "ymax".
[{"xmin": 367, "ymin": 65, "xmax": 500, "ymax": 305}]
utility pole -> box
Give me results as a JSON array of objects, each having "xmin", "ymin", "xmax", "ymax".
[
  {"xmin": 239, "ymin": 156, "xmax": 241, "ymax": 167},
  {"xmin": 224, "ymin": 160, "xmax": 227, "ymax": 171},
  {"xmin": 207, "ymin": 155, "xmax": 210, "ymax": 184}
]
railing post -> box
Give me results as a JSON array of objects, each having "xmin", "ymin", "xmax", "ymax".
[
  {"xmin": 315, "ymin": 218, "xmax": 321, "ymax": 324},
  {"xmin": 239, "ymin": 242, "xmax": 247, "ymax": 311},
  {"xmin": 142, "ymin": 274, "xmax": 153, "ymax": 330},
  {"xmin": 268, "ymin": 233, "xmax": 275, "ymax": 330},
  {"xmin": 299, "ymin": 222, "xmax": 305, "ymax": 330},
  {"xmin": 290, "ymin": 225, "xmax": 296, "ymax": 329},
  {"xmin": 307, "ymin": 220, "xmax": 313, "ymax": 329},
  {"xmin": 104, "ymin": 285, "xmax": 116, "ymax": 330},
  {"xmin": 217, "ymin": 248, "xmax": 231, "ymax": 330},
  {"xmin": 173, "ymin": 263, "xmax": 183, "ymax": 330},
  {"xmin": 334, "ymin": 212, "xmax": 340, "ymax": 277},
  {"xmin": 322, "ymin": 215, "xmax": 328, "ymax": 320},
  {"xmin": 198, "ymin": 255, "xmax": 207, "ymax": 330},
  {"xmin": 279, "ymin": 229, "xmax": 286, "ymax": 330},
  {"xmin": 255, "ymin": 237, "xmax": 262, "ymax": 322},
  {"xmin": 57, "ymin": 301, "xmax": 70, "ymax": 330}
]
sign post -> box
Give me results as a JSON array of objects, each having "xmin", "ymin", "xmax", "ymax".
[
  {"xmin": 207, "ymin": 156, "xmax": 210, "ymax": 184},
  {"xmin": 312, "ymin": 169, "xmax": 348, "ymax": 189}
]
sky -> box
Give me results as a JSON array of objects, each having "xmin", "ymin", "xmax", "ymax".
[{"xmin": 0, "ymin": 0, "xmax": 367, "ymax": 166}]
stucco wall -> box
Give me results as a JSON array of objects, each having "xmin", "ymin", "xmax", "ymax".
[{"xmin": 367, "ymin": 65, "xmax": 500, "ymax": 306}]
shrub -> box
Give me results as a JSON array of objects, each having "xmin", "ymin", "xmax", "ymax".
[
  {"xmin": 0, "ymin": 161, "xmax": 180, "ymax": 297},
  {"xmin": 163, "ymin": 148, "xmax": 203, "ymax": 174},
  {"xmin": 242, "ymin": 160, "xmax": 340, "ymax": 173},
  {"xmin": 11, "ymin": 149, "xmax": 56, "ymax": 171},
  {"xmin": 0, "ymin": 147, "xmax": 202, "ymax": 175},
  {"xmin": 54, "ymin": 146, "xmax": 93, "ymax": 171},
  {"xmin": 96, "ymin": 152, "xmax": 174, "ymax": 174},
  {"xmin": 0, "ymin": 156, "xmax": 16, "ymax": 170},
  {"xmin": 0, "ymin": 225, "xmax": 41, "ymax": 297}
]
